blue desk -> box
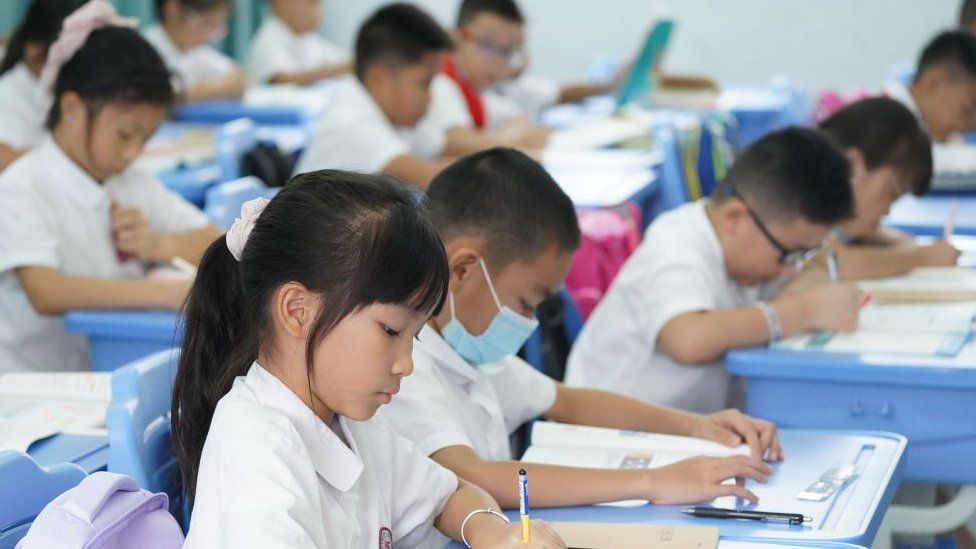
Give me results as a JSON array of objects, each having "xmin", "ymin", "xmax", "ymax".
[
  {"xmin": 886, "ymin": 194, "xmax": 976, "ymax": 237},
  {"xmin": 174, "ymin": 102, "xmax": 320, "ymax": 127},
  {"xmin": 27, "ymin": 434, "xmax": 109, "ymax": 475},
  {"xmin": 65, "ymin": 311, "xmax": 181, "ymax": 372},
  {"xmin": 450, "ymin": 430, "xmax": 902, "ymax": 547},
  {"xmin": 451, "ymin": 538, "xmax": 864, "ymax": 548},
  {"xmin": 138, "ymin": 122, "xmax": 222, "ymax": 206},
  {"xmin": 727, "ymin": 345, "xmax": 976, "ymax": 485}
]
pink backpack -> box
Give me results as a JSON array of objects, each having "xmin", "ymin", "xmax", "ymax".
[
  {"xmin": 810, "ymin": 87, "xmax": 872, "ymax": 125},
  {"xmin": 16, "ymin": 472, "xmax": 183, "ymax": 549},
  {"xmin": 564, "ymin": 206, "xmax": 641, "ymax": 319}
]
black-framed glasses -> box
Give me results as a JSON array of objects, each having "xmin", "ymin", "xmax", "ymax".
[{"xmin": 725, "ymin": 185, "xmax": 822, "ymax": 265}]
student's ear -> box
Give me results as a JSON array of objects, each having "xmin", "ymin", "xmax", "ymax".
[
  {"xmin": 717, "ymin": 198, "xmax": 749, "ymax": 238},
  {"xmin": 362, "ymin": 64, "xmax": 391, "ymax": 95},
  {"xmin": 59, "ymin": 91, "xmax": 86, "ymax": 127},
  {"xmin": 845, "ymin": 148, "xmax": 867, "ymax": 186},
  {"xmin": 273, "ymin": 282, "xmax": 318, "ymax": 339},
  {"xmin": 445, "ymin": 239, "xmax": 487, "ymax": 290}
]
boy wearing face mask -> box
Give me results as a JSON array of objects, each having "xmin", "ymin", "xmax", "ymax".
[{"xmin": 383, "ymin": 148, "xmax": 783, "ymax": 548}]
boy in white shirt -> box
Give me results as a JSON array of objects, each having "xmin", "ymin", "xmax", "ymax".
[
  {"xmin": 144, "ymin": 0, "xmax": 247, "ymax": 102},
  {"xmin": 566, "ymin": 128, "xmax": 861, "ymax": 413},
  {"xmin": 384, "ymin": 148, "xmax": 783, "ymax": 544},
  {"xmin": 884, "ymin": 30, "xmax": 976, "ymax": 142},
  {"xmin": 293, "ymin": 3, "xmax": 454, "ymax": 189},
  {"xmin": 247, "ymin": 0, "xmax": 350, "ymax": 85}
]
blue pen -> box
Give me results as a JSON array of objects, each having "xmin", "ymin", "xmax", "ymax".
[{"xmin": 518, "ymin": 469, "xmax": 530, "ymax": 544}]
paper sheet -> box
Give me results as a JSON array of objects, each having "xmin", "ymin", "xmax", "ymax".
[
  {"xmin": 857, "ymin": 302, "xmax": 976, "ymax": 334},
  {"xmin": 0, "ymin": 419, "xmax": 58, "ymax": 453},
  {"xmin": 776, "ymin": 330, "xmax": 968, "ymax": 356},
  {"xmin": 0, "ymin": 372, "xmax": 111, "ymax": 402},
  {"xmin": 547, "ymin": 116, "xmax": 653, "ymax": 150}
]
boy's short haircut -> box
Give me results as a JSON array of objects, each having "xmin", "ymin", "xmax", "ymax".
[
  {"xmin": 457, "ymin": 0, "xmax": 524, "ymax": 27},
  {"xmin": 819, "ymin": 97, "xmax": 933, "ymax": 196},
  {"xmin": 154, "ymin": 0, "xmax": 230, "ymax": 19},
  {"xmin": 960, "ymin": 0, "xmax": 976, "ymax": 30},
  {"xmin": 915, "ymin": 30, "xmax": 976, "ymax": 82},
  {"xmin": 711, "ymin": 127, "xmax": 854, "ymax": 225},
  {"xmin": 426, "ymin": 147, "xmax": 581, "ymax": 268},
  {"xmin": 354, "ymin": 3, "xmax": 453, "ymax": 82}
]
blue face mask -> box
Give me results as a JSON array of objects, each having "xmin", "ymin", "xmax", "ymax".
[{"xmin": 441, "ymin": 257, "xmax": 540, "ymax": 365}]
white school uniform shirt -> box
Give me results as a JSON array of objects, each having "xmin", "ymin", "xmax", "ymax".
[
  {"xmin": 565, "ymin": 200, "xmax": 781, "ymax": 413},
  {"xmin": 385, "ymin": 324, "xmax": 557, "ymax": 460},
  {"xmin": 143, "ymin": 24, "xmax": 236, "ymax": 92},
  {"xmin": 293, "ymin": 78, "xmax": 444, "ymax": 176},
  {"xmin": 0, "ymin": 137, "xmax": 210, "ymax": 373},
  {"xmin": 247, "ymin": 15, "xmax": 348, "ymax": 84},
  {"xmin": 382, "ymin": 324, "xmax": 557, "ymax": 548},
  {"xmin": 420, "ymin": 72, "xmax": 547, "ymax": 132},
  {"xmin": 185, "ymin": 362, "xmax": 458, "ymax": 549},
  {"xmin": 490, "ymin": 74, "xmax": 560, "ymax": 116},
  {"xmin": 0, "ymin": 63, "xmax": 50, "ymax": 152}
]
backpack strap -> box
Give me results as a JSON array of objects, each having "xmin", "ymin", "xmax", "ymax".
[{"xmin": 61, "ymin": 473, "xmax": 139, "ymax": 524}]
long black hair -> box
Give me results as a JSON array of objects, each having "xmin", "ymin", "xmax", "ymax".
[
  {"xmin": 46, "ymin": 26, "xmax": 174, "ymax": 129},
  {"xmin": 173, "ymin": 170, "xmax": 449, "ymax": 505},
  {"xmin": 0, "ymin": 0, "xmax": 85, "ymax": 76}
]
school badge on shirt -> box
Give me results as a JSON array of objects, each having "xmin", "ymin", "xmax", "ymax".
[{"xmin": 378, "ymin": 527, "xmax": 392, "ymax": 549}]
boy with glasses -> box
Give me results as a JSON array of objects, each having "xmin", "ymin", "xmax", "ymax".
[
  {"xmin": 565, "ymin": 128, "xmax": 861, "ymax": 413},
  {"xmin": 145, "ymin": 0, "xmax": 247, "ymax": 102}
]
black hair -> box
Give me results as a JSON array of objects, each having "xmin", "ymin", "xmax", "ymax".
[
  {"xmin": 457, "ymin": 0, "xmax": 524, "ymax": 27},
  {"xmin": 173, "ymin": 170, "xmax": 449, "ymax": 505},
  {"xmin": 46, "ymin": 26, "xmax": 175, "ymax": 129},
  {"xmin": 354, "ymin": 3, "xmax": 453, "ymax": 82},
  {"xmin": 819, "ymin": 97, "xmax": 933, "ymax": 196},
  {"xmin": 960, "ymin": 0, "xmax": 976, "ymax": 29},
  {"xmin": 0, "ymin": 0, "xmax": 86, "ymax": 76},
  {"xmin": 154, "ymin": 0, "xmax": 230, "ymax": 19},
  {"xmin": 426, "ymin": 147, "xmax": 581, "ymax": 268},
  {"xmin": 915, "ymin": 30, "xmax": 976, "ymax": 81},
  {"xmin": 712, "ymin": 127, "xmax": 854, "ymax": 225}
]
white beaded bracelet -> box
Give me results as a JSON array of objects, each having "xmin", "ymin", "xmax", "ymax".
[
  {"xmin": 755, "ymin": 301, "xmax": 782, "ymax": 342},
  {"xmin": 460, "ymin": 508, "xmax": 510, "ymax": 547}
]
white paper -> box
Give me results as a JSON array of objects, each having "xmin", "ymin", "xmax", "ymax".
[
  {"xmin": 0, "ymin": 372, "xmax": 111, "ymax": 402},
  {"xmin": 859, "ymin": 266, "xmax": 976, "ymax": 294},
  {"xmin": 547, "ymin": 116, "xmax": 653, "ymax": 150},
  {"xmin": 933, "ymin": 143, "xmax": 976, "ymax": 175},
  {"xmin": 0, "ymin": 419, "xmax": 58, "ymax": 452},
  {"xmin": 0, "ymin": 398, "xmax": 107, "ymax": 430},
  {"xmin": 857, "ymin": 302, "xmax": 976, "ymax": 334}
]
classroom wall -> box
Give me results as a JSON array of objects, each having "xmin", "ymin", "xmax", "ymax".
[{"xmin": 321, "ymin": 0, "xmax": 961, "ymax": 92}]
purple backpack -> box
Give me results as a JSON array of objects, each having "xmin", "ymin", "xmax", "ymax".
[{"xmin": 16, "ymin": 472, "xmax": 183, "ymax": 549}]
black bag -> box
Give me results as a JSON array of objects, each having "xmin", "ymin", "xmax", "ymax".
[{"xmin": 240, "ymin": 142, "xmax": 294, "ymax": 187}]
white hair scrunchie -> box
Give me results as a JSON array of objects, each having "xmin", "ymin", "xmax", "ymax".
[
  {"xmin": 39, "ymin": 0, "xmax": 139, "ymax": 92},
  {"xmin": 226, "ymin": 198, "xmax": 270, "ymax": 262}
]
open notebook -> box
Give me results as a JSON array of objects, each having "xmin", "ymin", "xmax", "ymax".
[
  {"xmin": 548, "ymin": 522, "xmax": 718, "ymax": 549},
  {"xmin": 0, "ymin": 372, "xmax": 111, "ymax": 452},
  {"xmin": 858, "ymin": 266, "xmax": 976, "ymax": 304},
  {"xmin": 775, "ymin": 300, "xmax": 976, "ymax": 357},
  {"xmin": 542, "ymin": 148, "xmax": 659, "ymax": 206},
  {"xmin": 930, "ymin": 143, "xmax": 976, "ymax": 192},
  {"xmin": 522, "ymin": 422, "xmax": 749, "ymax": 506}
]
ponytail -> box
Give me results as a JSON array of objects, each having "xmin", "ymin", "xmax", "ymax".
[
  {"xmin": 172, "ymin": 235, "xmax": 257, "ymax": 505},
  {"xmin": 0, "ymin": 0, "xmax": 84, "ymax": 76}
]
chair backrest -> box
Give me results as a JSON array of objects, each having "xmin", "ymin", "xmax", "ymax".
[
  {"xmin": 0, "ymin": 451, "xmax": 86, "ymax": 549},
  {"xmin": 204, "ymin": 176, "xmax": 269, "ymax": 231},
  {"xmin": 107, "ymin": 349, "xmax": 181, "ymax": 518},
  {"xmin": 521, "ymin": 286, "xmax": 585, "ymax": 378},
  {"xmin": 215, "ymin": 117, "xmax": 257, "ymax": 182}
]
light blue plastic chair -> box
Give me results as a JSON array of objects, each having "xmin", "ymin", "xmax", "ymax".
[
  {"xmin": 215, "ymin": 117, "xmax": 258, "ymax": 182},
  {"xmin": 0, "ymin": 451, "xmax": 86, "ymax": 549},
  {"xmin": 107, "ymin": 349, "xmax": 181, "ymax": 519},
  {"xmin": 203, "ymin": 176, "xmax": 270, "ymax": 231}
]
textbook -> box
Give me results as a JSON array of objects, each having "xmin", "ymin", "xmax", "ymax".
[
  {"xmin": 774, "ymin": 301, "xmax": 976, "ymax": 357},
  {"xmin": 549, "ymin": 521, "xmax": 718, "ymax": 549},
  {"xmin": 542, "ymin": 149, "xmax": 660, "ymax": 206},
  {"xmin": 857, "ymin": 266, "xmax": 976, "ymax": 304},
  {"xmin": 522, "ymin": 422, "xmax": 749, "ymax": 472},
  {"xmin": 0, "ymin": 372, "xmax": 111, "ymax": 452}
]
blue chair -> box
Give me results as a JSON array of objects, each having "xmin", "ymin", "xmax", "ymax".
[
  {"xmin": 214, "ymin": 117, "xmax": 257, "ymax": 182},
  {"xmin": 0, "ymin": 451, "xmax": 85, "ymax": 549},
  {"xmin": 204, "ymin": 176, "xmax": 270, "ymax": 231},
  {"xmin": 651, "ymin": 121, "xmax": 689, "ymax": 218},
  {"xmin": 107, "ymin": 349, "xmax": 182, "ymax": 519}
]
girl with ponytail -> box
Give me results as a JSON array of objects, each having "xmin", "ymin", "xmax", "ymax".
[
  {"xmin": 175, "ymin": 170, "xmax": 565, "ymax": 549},
  {"xmin": 0, "ymin": 0, "xmax": 84, "ymax": 171}
]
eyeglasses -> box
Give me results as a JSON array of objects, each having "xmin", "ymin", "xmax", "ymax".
[
  {"xmin": 725, "ymin": 185, "xmax": 823, "ymax": 265},
  {"xmin": 458, "ymin": 28, "xmax": 527, "ymax": 70}
]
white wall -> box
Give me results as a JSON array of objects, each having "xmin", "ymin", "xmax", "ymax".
[{"xmin": 322, "ymin": 0, "xmax": 961, "ymax": 92}]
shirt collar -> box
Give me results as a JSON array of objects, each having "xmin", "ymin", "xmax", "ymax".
[
  {"xmin": 37, "ymin": 136, "xmax": 110, "ymax": 210},
  {"xmin": 243, "ymin": 362, "xmax": 364, "ymax": 492},
  {"xmin": 416, "ymin": 324, "xmax": 482, "ymax": 385}
]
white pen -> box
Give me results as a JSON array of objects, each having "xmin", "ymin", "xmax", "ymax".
[
  {"xmin": 826, "ymin": 248, "xmax": 839, "ymax": 283},
  {"xmin": 944, "ymin": 199, "xmax": 959, "ymax": 241}
]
